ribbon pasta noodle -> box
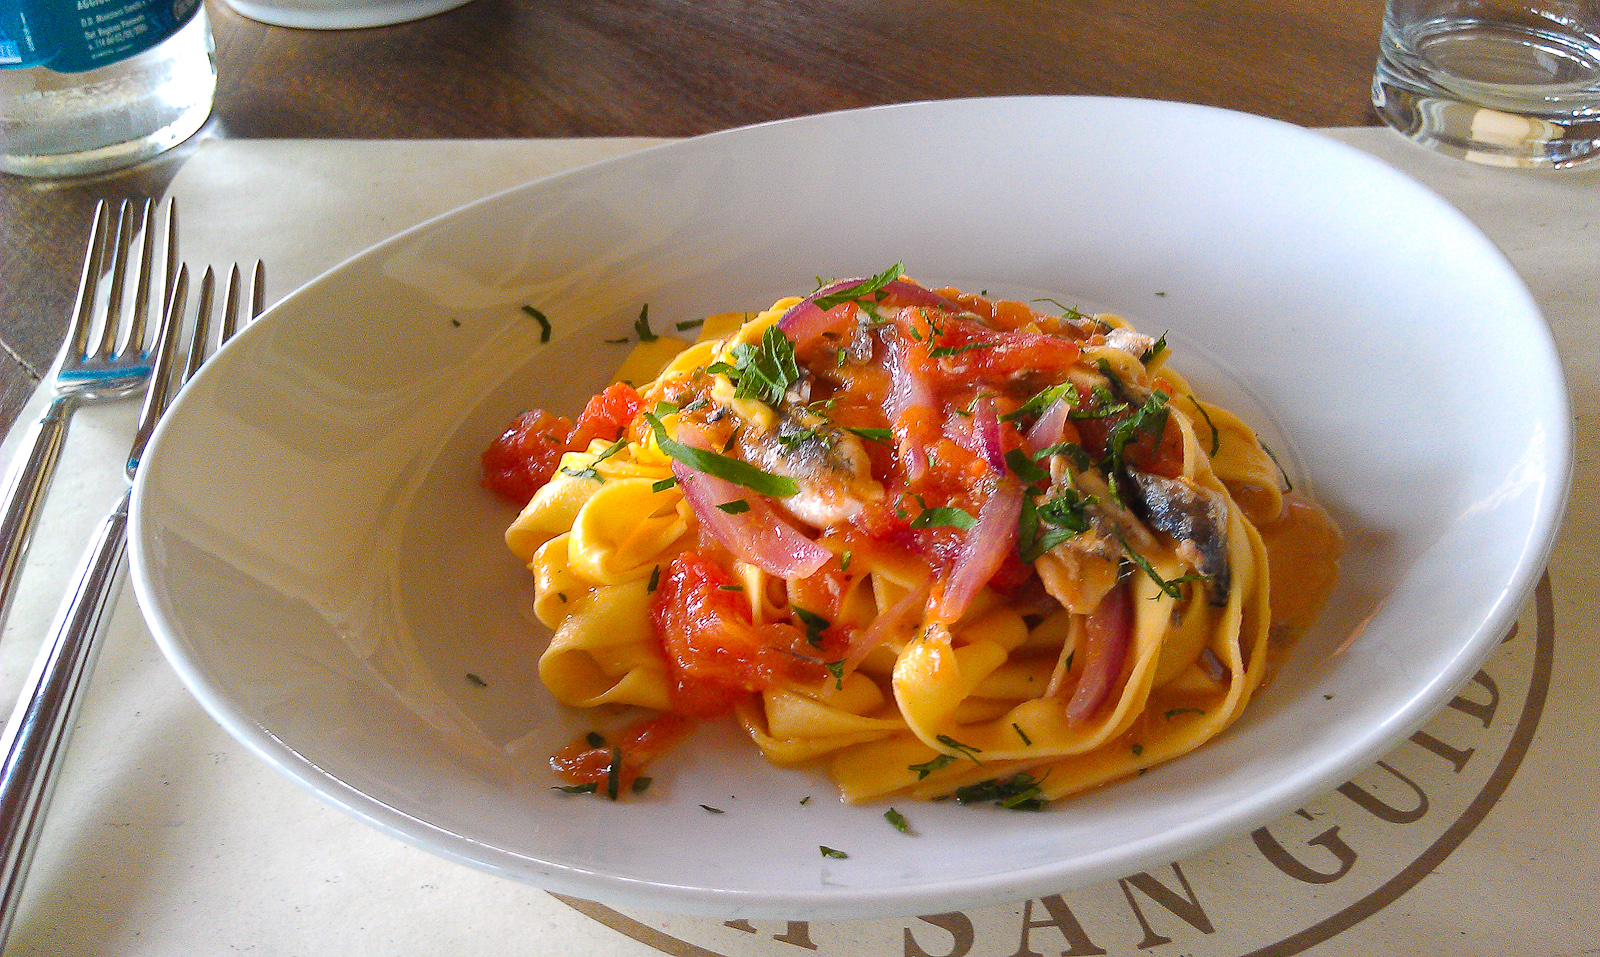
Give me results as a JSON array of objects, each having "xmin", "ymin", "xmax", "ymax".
[{"xmin": 483, "ymin": 267, "xmax": 1342, "ymax": 806}]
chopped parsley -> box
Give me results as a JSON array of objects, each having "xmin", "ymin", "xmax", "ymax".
[
  {"xmin": 464, "ymin": 673, "xmax": 487, "ymax": 688},
  {"xmin": 647, "ymin": 565, "xmax": 661, "ymax": 593},
  {"xmin": 559, "ymin": 436, "xmax": 628, "ymax": 482},
  {"xmin": 651, "ymin": 476, "xmax": 677, "ymax": 492},
  {"xmin": 700, "ymin": 804, "xmax": 725, "ymax": 814},
  {"xmin": 631, "ymin": 776, "xmax": 653, "ymax": 794},
  {"xmin": 1001, "ymin": 382, "xmax": 1076, "ymax": 424},
  {"xmin": 1141, "ymin": 333, "xmax": 1168, "ymax": 363},
  {"xmin": 909, "ymin": 753, "xmax": 957, "ymax": 779},
  {"xmin": 1004, "ymin": 447, "xmax": 1051, "ymax": 485},
  {"xmin": 824, "ymin": 659, "xmax": 845, "ymax": 690},
  {"xmin": 839, "ymin": 550, "xmax": 852, "ymax": 572},
  {"xmin": 634, "ymin": 305, "xmax": 658, "ymax": 342},
  {"xmin": 585, "ymin": 731, "xmax": 606, "ymax": 748},
  {"xmin": 909, "ymin": 505, "xmax": 977, "ymax": 531},
  {"xmin": 716, "ymin": 499, "xmax": 752, "ymax": 514},
  {"xmin": 884, "ymin": 808, "xmax": 911, "ymax": 833},
  {"xmin": 675, "ymin": 318, "xmax": 704, "ymax": 331},
  {"xmin": 935, "ymin": 734, "xmax": 983, "ymax": 766},
  {"xmin": 553, "ymin": 782, "xmax": 598, "ymax": 795},
  {"xmin": 1017, "ymin": 488, "xmax": 1092, "ymax": 562},
  {"xmin": 819, "ymin": 845, "xmax": 849, "ymax": 859},
  {"xmin": 520, "ymin": 305, "xmax": 552, "ymax": 343},
  {"xmin": 1163, "ymin": 708, "xmax": 1205, "ymax": 719},
  {"xmin": 604, "ymin": 748, "xmax": 624, "ymax": 800},
  {"xmin": 952, "ymin": 773, "xmax": 1046, "ymax": 810},
  {"xmin": 846, "ymin": 426, "xmax": 893, "ymax": 444},
  {"xmin": 1186, "ymin": 395, "xmax": 1221, "ymax": 456},
  {"xmin": 1103, "ymin": 391, "xmax": 1171, "ymax": 480},
  {"xmin": 1012, "ymin": 723, "xmax": 1032, "ymax": 746},
  {"xmin": 706, "ymin": 325, "xmax": 802, "ymax": 407},
  {"xmin": 794, "ymin": 608, "xmax": 830, "ymax": 647},
  {"xmin": 1113, "ymin": 528, "xmax": 1206, "ymax": 599},
  {"xmin": 643, "ymin": 412, "xmax": 800, "ymax": 498},
  {"xmin": 811, "ymin": 262, "xmax": 904, "ymax": 313},
  {"xmin": 927, "ymin": 341, "xmax": 992, "ymax": 359}
]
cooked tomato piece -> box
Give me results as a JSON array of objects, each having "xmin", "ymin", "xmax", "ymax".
[
  {"xmin": 569, "ymin": 382, "xmax": 643, "ymax": 450},
  {"xmin": 550, "ymin": 713, "xmax": 695, "ymax": 795},
  {"xmin": 650, "ymin": 552, "xmax": 820, "ymax": 717},
  {"xmin": 481, "ymin": 409, "xmax": 574, "ymax": 504}
]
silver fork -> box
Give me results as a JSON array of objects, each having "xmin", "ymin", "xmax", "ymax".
[
  {"xmin": 0, "ymin": 199, "xmax": 176, "ymax": 638},
  {"xmin": 0, "ymin": 259, "xmax": 264, "ymax": 948}
]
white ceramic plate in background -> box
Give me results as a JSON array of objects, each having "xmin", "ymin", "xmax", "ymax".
[{"xmin": 127, "ymin": 97, "xmax": 1570, "ymax": 919}]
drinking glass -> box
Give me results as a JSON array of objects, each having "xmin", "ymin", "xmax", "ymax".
[{"xmin": 1373, "ymin": 0, "xmax": 1600, "ymax": 168}]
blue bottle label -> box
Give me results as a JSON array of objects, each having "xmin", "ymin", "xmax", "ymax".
[{"xmin": 0, "ymin": 0, "xmax": 199, "ymax": 73}]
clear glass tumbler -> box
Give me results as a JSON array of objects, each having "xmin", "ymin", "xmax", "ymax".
[{"xmin": 1373, "ymin": 0, "xmax": 1600, "ymax": 168}]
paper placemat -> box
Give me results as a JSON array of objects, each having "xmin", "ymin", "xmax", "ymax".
[{"xmin": 0, "ymin": 132, "xmax": 1592, "ymax": 956}]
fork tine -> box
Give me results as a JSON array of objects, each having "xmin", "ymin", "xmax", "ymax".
[
  {"xmin": 65, "ymin": 202, "xmax": 110, "ymax": 361},
  {"xmin": 249, "ymin": 260, "xmax": 266, "ymax": 320},
  {"xmin": 96, "ymin": 200, "xmax": 137, "ymax": 358},
  {"xmin": 160, "ymin": 199, "xmax": 180, "ymax": 319},
  {"xmin": 218, "ymin": 264, "xmax": 241, "ymax": 344},
  {"xmin": 125, "ymin": 199, "xmax": 163, "ymax": 356},
  {"xmin": 185, "ymin": 266, "xmax": 215, "ymax": 384}
]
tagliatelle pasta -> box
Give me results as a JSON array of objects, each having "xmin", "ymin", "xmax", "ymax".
[{"xmin": 483, "ymin": 266, "xmax": 1342, "ymax": 807}]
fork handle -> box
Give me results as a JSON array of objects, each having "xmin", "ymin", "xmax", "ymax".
[
  {"xmin": 0, "ymin": 396, "xmax": 77, "ymax": 638},
  {"xmin": 0, "ymin": 488, "xmax": 128, "ymax": 945}
]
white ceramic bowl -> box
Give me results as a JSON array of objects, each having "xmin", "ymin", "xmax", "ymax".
[{"xmin": 128, "ymin": 97, "xmax": 1570, "ymax": 920}]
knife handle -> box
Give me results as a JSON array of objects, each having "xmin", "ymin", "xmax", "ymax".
[
  {"xmin": 0, "ymin": 489, "xmax": 129, "ymax": 947},
  {"xmin": 0, "ymin": 397, "xmax": 76, "ymax": 640}
]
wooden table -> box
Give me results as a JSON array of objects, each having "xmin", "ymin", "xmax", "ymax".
[{"xmin": 0, "ymin": 0, "xmax": 1386, "ymax": 434}]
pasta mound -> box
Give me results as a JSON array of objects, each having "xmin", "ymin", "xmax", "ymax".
[{"xmin": 486, "ymin": 270, "xmax": 1341, "ymax": 806}]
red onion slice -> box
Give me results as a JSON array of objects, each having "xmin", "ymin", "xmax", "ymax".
[
  {"xmin": 1024, "ymin": 396, "xmax": 1073, "ymax": 456},
  {"xmin": 777, "ymin": 276, "xmax": 964, "ymax": 350},
  {"xmin": 885, "ymin": 335, "xmax": 937, "ymax": 484},
  {"xmin": 934, "ymin": 478, "xmax": 1025, "ymax": 623},
  {"xmin": 842, "ymin": 578, "xmax": 932, "ymax": 674},
  {"xmin": 670, "ymin": 426, "xmax": 832, "ymax": 579},
  {"xmin": 1065, "ymin": 580, "xmax": 1132, "ymax": 724},
  {"xmin": 972, "ymin": 394, "xmax": 1005, "ymax": 472}
]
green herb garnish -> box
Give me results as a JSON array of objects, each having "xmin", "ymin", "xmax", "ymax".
[
  {"xmin": 647, "ymin": 565, "xmax": 661, "ymax": 593},
  {"xmin": 631, "ymin": 776, "xmax": 653, "ymax": 794},
  {"xmin": 706, "ymin": 325, "xmax": 801, "ymax": 407},
  {"xmin": 820, "ymin": 845, "xmax": 849, "ymax": 859},
  {"xmin": 560, "ymin": 436, "xmax": 628, "ymax": 482},
  {"xmin": 700, "ymin": 804, "xmax": 724, "ymax": 814},
  {"xmin": 634, "ymin": 305, "xmax": 658, "ymax": 342},
  {"xmin": 651, "ymin": 476, "xmax": 677, "ymax": 492},
  {"xmin": 554, "ymin": 782, "xmax": 598, "ymax": 795},
  {"xmin": 1012, "ymin": 723, "xmax": 1032, "ymax": 746},
  {"xmin": 824, "ymin": 659, "xmax": 845, "ymax": 690},
  {"xmin": 1001, "ymin": 382, "xmax": 1076, "ymax": 424},
  {"xmin": 643, "ymin": 412, "xmax": 799, "ymax": 497},
  {"xmin": 909, "ymin": 505, "xmax": 977, "ymax": 531},
  {"xmin": 794, "ymin": 608, "xmax": 830, "ymax": 647},
  {"xmin": 936, "ymin": 734, "xmax": 983, "ymax": 766},
  {"xmin": 846, "ymin": 426, "xmax": 893, "ymax": 444},
  {"xmin": 839, "ymin": 550, "xmax": 852, "ymax": 572},
  {"xmin": 465, "ymin": 673, "xmax": 487, "ymax": 688},
  {"xmin": 952, "ymin": 772, "xmax": 1045, "ymax": 810},
  {"xmin": 909, "ymin": 754, "xmax": 957, "ymax": 779},
  {"xmin": 675, "ymin": 318, "xmax": 704, "ymax": 331},
  {"xmin": 717, "ymin": 499, "xmax": 752, "ymax": 514},
  {"xmin": 605, "ymin": 748, "xmax": 624, "ymax": 800},
  {"xmin": 585, "ymin": 731, "xmax": 606, "ymax": 748},
  {"xmin": 1142, "ymin": 333, "xmax": 1168, "ymax": 363},
  {"xmin": 521, "ymin": 305, "xmax": 552, "ymax": 343},
  {"xmin": 884, "ymin": 808, "xmax": 910, "ymax": 833},
  {"xmin": 1004, "ymin": 447, "xmax": 1050, "ymax": 485},
  {"xmin": 927, "ymin": 341, "xmax": 992, "ymax": 359},
  {"xmin": 811, "ymin": 263, "xmax": 905, "ymax": 313}
]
